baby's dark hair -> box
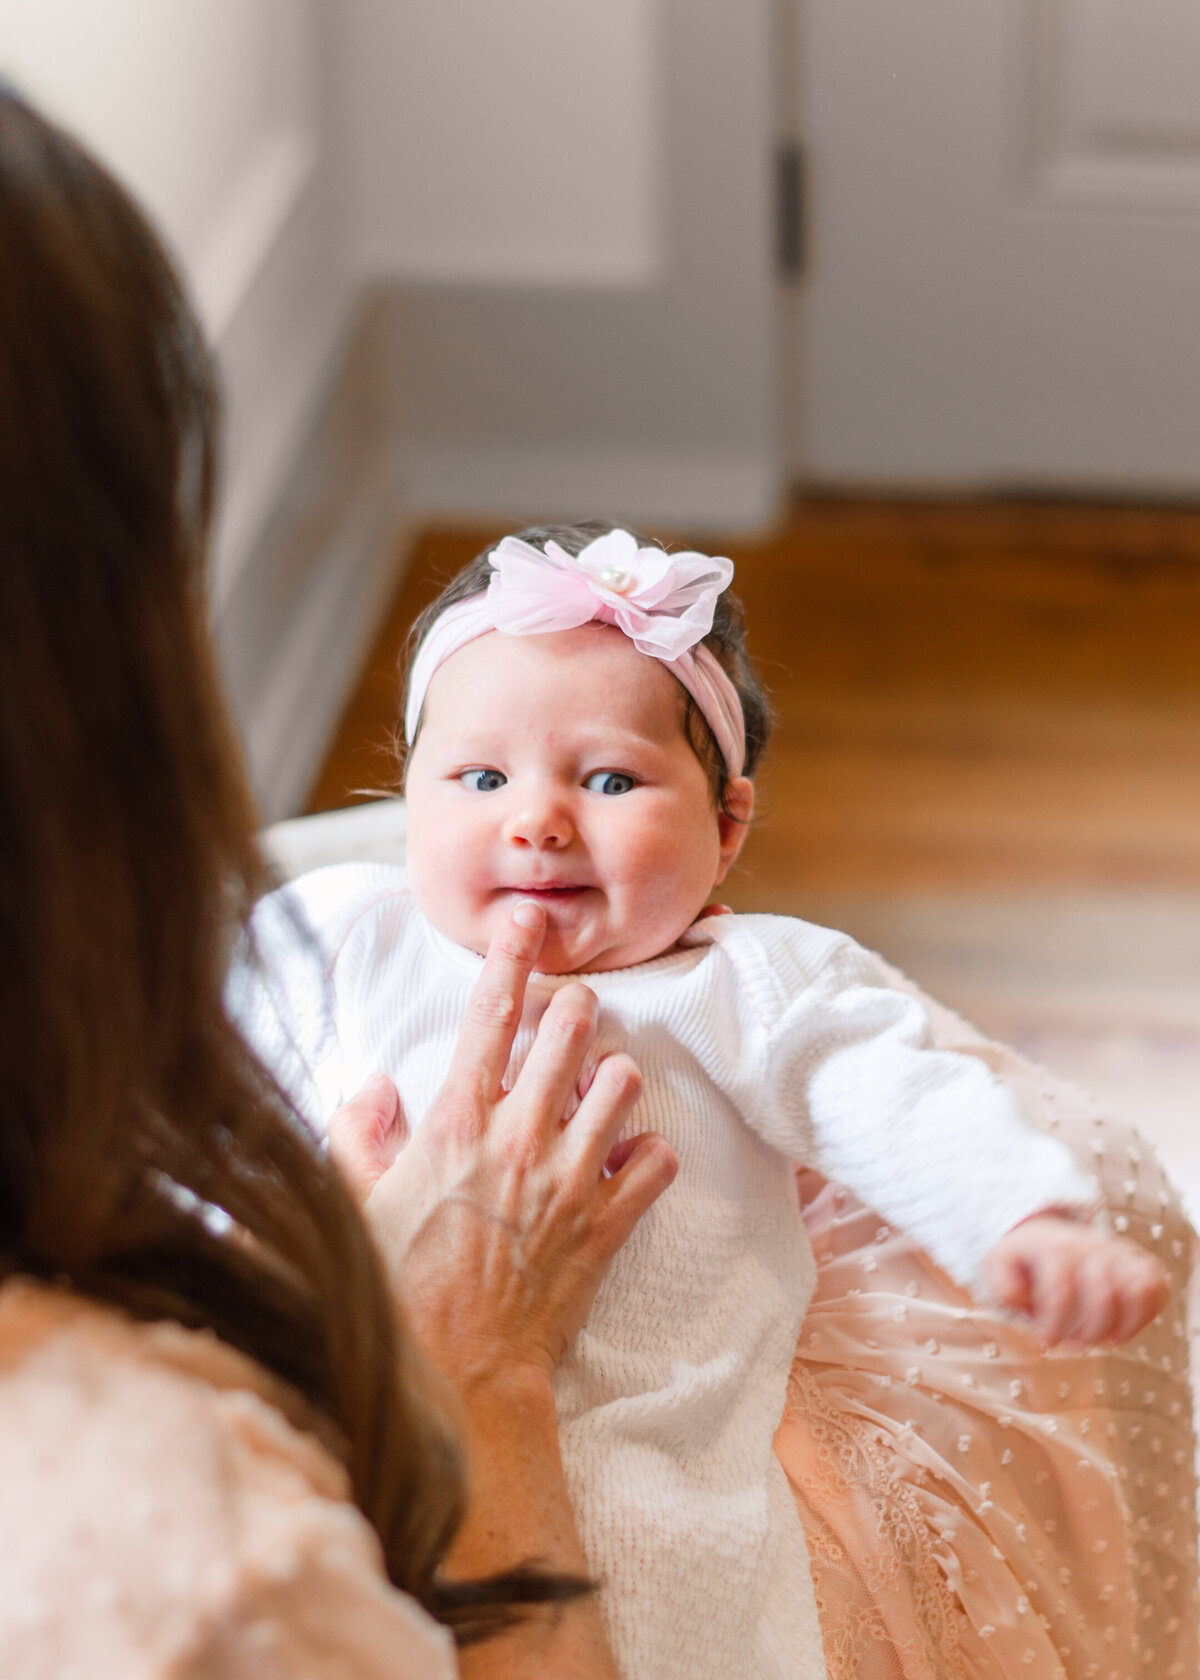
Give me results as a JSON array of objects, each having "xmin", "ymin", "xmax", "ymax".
[{"xmin": 402, "ymin": 521, "xmax": 773, "ymax": 813}]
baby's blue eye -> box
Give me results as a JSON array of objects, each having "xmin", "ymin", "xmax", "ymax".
[
  {"xmin": 460, "ymin": 769, "xmax": 507, "ymax": 792},
  {"xmin": 584, "ymin": 771, "xmax": 637, "ymax": 796}
]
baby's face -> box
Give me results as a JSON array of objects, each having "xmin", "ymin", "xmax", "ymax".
[{"xmin": 405, "ymin": 624, "xmax": 750, "ymax": 973}]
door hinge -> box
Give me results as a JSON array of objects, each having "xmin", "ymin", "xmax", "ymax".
[{"xmin": 776, "ymin": 140, "xmax": 806, "ymax": 282}]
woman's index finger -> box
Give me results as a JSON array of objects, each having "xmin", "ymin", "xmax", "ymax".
[{"xmin": 447, "ymin": 901, "xmax": 547, "ymax": 1103}]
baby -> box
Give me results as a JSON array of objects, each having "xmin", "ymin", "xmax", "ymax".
[{"xmin": 246, "ymin": 523, "xmax": 1167, "ymax": 1680}]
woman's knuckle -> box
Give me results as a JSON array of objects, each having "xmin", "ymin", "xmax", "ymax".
[
  {"xmin": 613, "ymin": 1060, "xmax": 643, "ymax": 1102},
  {"xmin": 431, "ymin": 1074, "xmax": 485, "ymax": 1133},
  {"xmin": 560, "ymin": 1184, "xmax": 592, "ymax": 1227},
  {"xmin": 649, "ymin": 1135, "xmax": 678, "ymax": 1180},
  {"xmin": 552, "ymin": 1007, "xmax": 591, "ymax": 1047},
  {"xmin": 469, "ymin": 988, "xmax": 516, "ymax": 1029},
  {"xmin": 590, "ymin": 1052, "xmax": 638, "ymax": 1099},
  {"xmin": 548, "ymin": 984, "xmax": 596, "ymax": 1027}
]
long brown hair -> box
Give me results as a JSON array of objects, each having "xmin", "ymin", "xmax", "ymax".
[{"xmin": 0, "ymin": 89, "xmax": 578, "ymax": 1640}]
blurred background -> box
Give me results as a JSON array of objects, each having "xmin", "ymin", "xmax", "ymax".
[{"xmin": 3, "ymin": 1, "xmax": 1199, "ymax": 1204}]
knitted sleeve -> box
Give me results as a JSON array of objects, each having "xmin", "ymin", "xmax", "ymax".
[
  {"xmin": 228, "ymin": 863, "xmax": 408, "ymax": 1128},
  {"xmin": 736, "ymin": 928, "xmax": 1098, "ymax": 1295}
]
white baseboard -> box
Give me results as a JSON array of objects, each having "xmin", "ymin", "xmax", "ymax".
[{"xmin": 398, "ymin": 442, "xmax": 780, "ymax": 532}]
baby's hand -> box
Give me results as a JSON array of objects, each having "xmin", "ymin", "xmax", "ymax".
[{"xmin": 984, "ymin": 1215, "xmax": 1169, "ymax": 1348}]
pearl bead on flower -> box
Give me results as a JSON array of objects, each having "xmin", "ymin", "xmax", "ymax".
[{"xmin": 598, "ymin": 567, "xmax": 634, "ymax": 594}]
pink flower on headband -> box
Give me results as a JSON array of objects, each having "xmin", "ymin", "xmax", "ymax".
[{"xmin": 486, "ymin": 530, "xmax": 734, "ymax": 662}]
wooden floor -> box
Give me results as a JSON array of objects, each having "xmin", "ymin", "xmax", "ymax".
[{"xmin": 306, "ymin": 497, "xmax": 1200, "ymax": 906}]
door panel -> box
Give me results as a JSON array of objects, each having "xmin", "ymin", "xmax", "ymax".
[
  {"xmin": 795, "ymin": 0, "xmax": 1200, "ymax": 490},
  {"xmin": 1033, "ymin": 0, "xmax": 1200, "ymax": 209}
]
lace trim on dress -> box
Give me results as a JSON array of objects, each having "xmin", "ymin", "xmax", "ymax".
[{"xmin": 780, "ymin": 1360, "xmax": 971, "ymax": 1680}]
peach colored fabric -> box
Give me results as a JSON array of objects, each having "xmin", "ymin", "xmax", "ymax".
[
  {"xmin": 0, "ymin": 1279, "xmax": 457, "ymax": 1680},
  {"xmin": 777, "ymin": 972, "xmax": 1199, "ymax": 1680}
]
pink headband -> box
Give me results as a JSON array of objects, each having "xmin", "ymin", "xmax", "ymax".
[{"xmin": 405, "ymin": 530, "xmax": 747, "ymax": 777}]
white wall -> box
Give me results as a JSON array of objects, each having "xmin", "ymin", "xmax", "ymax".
[
  {"xmin": 1, "ymin": 0, "xmax": 780, "ymax": 813},
  {"xmin": 0, "ymin": 0, "xmax": 347, "ymax": 602},
  {"xmin": 330, "ymin": 0, "xmax": 779, "ymax": 532},
  {"xmin": 337, "ymin": 0, "xmax": 661, "ymax": 287}
]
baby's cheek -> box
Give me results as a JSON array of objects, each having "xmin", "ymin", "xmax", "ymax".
[{"xmin": 411, "ymin": 827, "xmax": 489, "ymax": 938}]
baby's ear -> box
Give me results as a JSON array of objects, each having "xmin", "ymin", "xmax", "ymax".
[{"xmin": 715, "ymin": 777, "xmax": 754, "ymax": 881}]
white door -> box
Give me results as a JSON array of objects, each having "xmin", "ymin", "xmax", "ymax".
[{"xmin": 790, "ymin": 0, "xmax": 1200, "ymax": 492}]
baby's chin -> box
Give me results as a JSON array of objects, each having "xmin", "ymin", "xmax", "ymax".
[
  {"xmin": 417, "ymin": 892, "xmax": 694, "ymax": 975},
  {"xmin": 451, "ymin": 923, "xmax": 676, "ymax": 976},
  {"xmin": 525, "ymin": 926, "xmax": 687, "ymax": 976}
]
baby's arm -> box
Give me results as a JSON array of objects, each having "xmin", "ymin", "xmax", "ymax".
[
  {"xmin": 986, "ymin": 1213, "xmax": 1168, "ymax": 1347},
  {"xmin": 751, "ymin": 944, "xmax": 1098, "ymax": 1297},
  {"xmin": 722, "ymin": 925, "xmax": 1107, "ymax": 1298}
]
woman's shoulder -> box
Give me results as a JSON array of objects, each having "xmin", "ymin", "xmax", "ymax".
[{"xmin": 0, "ymin": 1278, "xmax": 457, "ymax": 1679}]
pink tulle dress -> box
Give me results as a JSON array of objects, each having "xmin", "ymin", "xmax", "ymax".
[{"xmin": 775, "ymin": 968, "xmax": 1199, "ymax": 1680}]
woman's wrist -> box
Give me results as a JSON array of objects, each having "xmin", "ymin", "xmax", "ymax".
[
  {"xmin": 452, "ymin": 1358, "xmax": 557, "ymax": 1424},
  {"xmin": 445, "ymin": 1358, "xmax": 620, "ymax": 1679},
  {"xmin": 442, "ymin": 1362, "xmax": 587, "ymax": 1579}
]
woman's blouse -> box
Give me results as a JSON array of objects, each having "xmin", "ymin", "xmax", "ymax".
[{"xmin": 0, "ymin": 1277, "xmax": 457, "ymax": 1679}]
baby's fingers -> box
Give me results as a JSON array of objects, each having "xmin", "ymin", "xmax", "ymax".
[
  {"xmin": 1050, "ymin": 1245, "xmax": 1167, "ymax": 1348},
  {"xmin": 1061, "ymin": 1249, "xmax": 1124, "ymax": 1347},
  {"xmin": 984, "ymin": 1245, "xmax": 1034, "ymax": 1320},
  {"xmin": 1106, "ymin": 1252, "xmax": 1169, "ymax": 1346},
  {"xmin": 1028, "ymin": 1250, "xmax": 1083, "ymax": 1347}
]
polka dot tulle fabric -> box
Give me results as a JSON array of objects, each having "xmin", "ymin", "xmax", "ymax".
[{"xmin": 777, "ymin": 969, "xmax": 1199, "ymax": 1680}]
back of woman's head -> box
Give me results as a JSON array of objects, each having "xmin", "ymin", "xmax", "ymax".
[
  {"xmin": 0, "ymin": 91, "xmax": 541, "ymax": 1638},
  {"xmin": 0, "ymin": 86, "xmax": 249, "ymax": 1262}
]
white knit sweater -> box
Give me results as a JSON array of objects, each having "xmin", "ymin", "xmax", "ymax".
[{"xmin": 238, "ymin": 864, "xmax": 1097, "ymax": 1680}]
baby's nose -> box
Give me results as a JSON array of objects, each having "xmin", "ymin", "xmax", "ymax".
[{"xmin": 504, "ymin": 795, "xmax": 574, "ymax": 849}]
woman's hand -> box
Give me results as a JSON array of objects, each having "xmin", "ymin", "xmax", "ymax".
[
  {"xmin": 329, "ymin": 903, "xmax": 675, "ymax": 1677},
  {"xmin": 327, "ymin": 899, "xmax": 678, "ymax": 1389}
]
